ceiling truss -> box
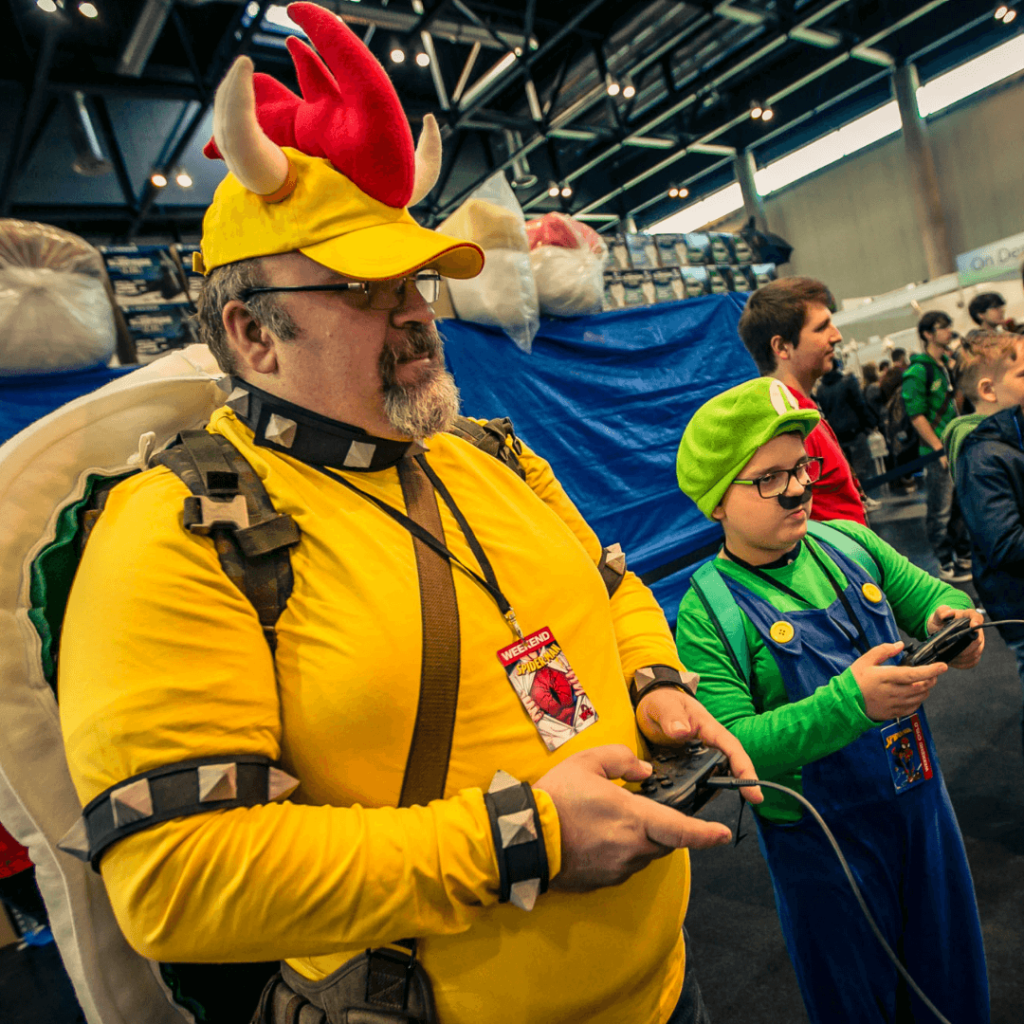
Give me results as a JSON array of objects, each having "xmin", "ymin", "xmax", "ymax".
[{"xmin": 0, "ymin": 0, "xmax": 1013, "ymax": 239}]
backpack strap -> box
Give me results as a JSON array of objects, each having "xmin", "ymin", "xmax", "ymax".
[
  {"xmin": 805, "ymin": 520, "xmax": 882, "ymax": 586},
  {"xmin": 447, "ymin": 415, "xmax": 526, "ymax": 480},
  {"xmin": 151, "ymin": 430, "xmax": 300, "ymax": 651},
  {"xmin": 688, "ymin": 561, "xmax": 752, "ymax": 686}
]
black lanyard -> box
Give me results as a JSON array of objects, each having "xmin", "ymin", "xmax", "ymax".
[
  {"xmin": 726, "ymin": 540, "xmax": 871, "ymax": 654},
  {"xmin": 311, "ymin": 454, "xmax": 523, "ymax": 638}
]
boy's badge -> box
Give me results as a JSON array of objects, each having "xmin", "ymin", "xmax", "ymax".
[
  {"xmin": 497, "ymin": 627, "xmax": 598, "ymax": 751},
  {"xmin": 880, "ymin": 714, "xmax": 933, "ymax": 793}
]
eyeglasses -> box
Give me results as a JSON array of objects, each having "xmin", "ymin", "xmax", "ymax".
[
  {"xmin": 733, "ymin": 456, "xmax": 823, "ymax": 499},
  {"xmin": 239, "ymin": 270, "xmax": 442, "ymax": 310}
]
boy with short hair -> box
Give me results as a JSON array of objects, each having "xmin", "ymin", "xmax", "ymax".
[
  {"xmin": 944, "ymin": 330, "xmax": 1024, "ymax": 751},
  {"xmin": 675, "ymin": 377, "xmax": 989, "ymax": 1024}
]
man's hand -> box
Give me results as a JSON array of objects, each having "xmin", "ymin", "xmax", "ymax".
[
  {"xmin": 851, "ymin": 641, "xmax": 945, "ymax": 720},
  {"xmin": 926, "ymin": 605, "xmax": 985, "ymax": 669},
  {"xmin": 636, "ymin": 687, "xmax": 763, "ymax": 805},
  {"xmin": 534, "ymin": 745, "xmax": 732, "ymax": 892}
]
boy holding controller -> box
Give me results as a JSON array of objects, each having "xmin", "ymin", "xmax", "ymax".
[{"xmin": 674, "ymin": 377, "xmax": 988, "ymax": 1024}]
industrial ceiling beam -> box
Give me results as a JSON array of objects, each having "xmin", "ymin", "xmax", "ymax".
[
  {"xmin": 92, "ymin": 95, "xmax": 139, "ymax": 215},
  {"xmin": 243, "ymin": 0, "xmax": 532, "ymax": 50},
  {"xmin": 509, "ymin": 0, "xmax": 855, "ymax": 217},
  {"xmin": 125, "ymin": 0, "xmax": 272, "ymax": 239},
  {"xmin": 0, "ymin": 20, "xmax": 61, "ymax": 216},
  {"xmin": 118, "ymin": 0, "xmax": 175, "ymax": 78},
  {"xmin": 614, "ymin": 0, "xmax": 955, "ymax": 225},
  {"xmin": 536, "ymin": 0, "xmax": 952, "ymax": 223}
]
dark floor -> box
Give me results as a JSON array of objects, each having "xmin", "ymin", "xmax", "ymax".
[{"xmin": 2, "ymin": 489, "xmax": 1022, "ymax": 1024}]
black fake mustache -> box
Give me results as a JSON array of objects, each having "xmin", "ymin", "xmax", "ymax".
[{"xmin": 777, "ymin": 485, "xmax": 813, "ymax": 511}]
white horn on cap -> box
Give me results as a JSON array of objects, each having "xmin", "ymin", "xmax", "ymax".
[
  {"xmin": 409, "ymin": 113, "xmax": 442, "ymax": 207},
  {"xmin": 213, "ymin": 55, "xmax": 291, "ymax": 196}
]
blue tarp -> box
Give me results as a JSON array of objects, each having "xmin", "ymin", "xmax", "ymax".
[
  {"xmin": 442, "ymin": 294, "xmax": 759, "ymax": 625},
  {"xmin": 0, "ymin": 363, "xmax": 136, "ymax": 446}
]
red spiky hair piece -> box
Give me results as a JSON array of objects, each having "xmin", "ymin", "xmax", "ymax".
[{"xmin": 203, "ymin": 2, "xmax": 415, "ymax": 209}]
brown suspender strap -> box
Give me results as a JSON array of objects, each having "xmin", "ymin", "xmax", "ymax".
[{"xmin": 396, "ymin": 457, "xmax": 462, "ymax": 808}]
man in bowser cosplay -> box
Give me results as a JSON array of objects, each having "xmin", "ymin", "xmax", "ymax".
[{"xmin": 57, "ymin": 5, "xmax": 761, "ymax": 1023}]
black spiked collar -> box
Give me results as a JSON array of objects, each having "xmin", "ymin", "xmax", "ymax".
[{"xmin": 222, "ymin": 378, "xmax": 423, "ymax": 471}]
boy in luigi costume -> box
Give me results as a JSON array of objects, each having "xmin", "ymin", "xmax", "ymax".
[{"xmin": 675, "ymin": 377, "xmax": 990, "ymax": 1024}]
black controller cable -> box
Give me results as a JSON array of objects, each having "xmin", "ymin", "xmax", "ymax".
[
  {"xmin": 704, "ymin": 776, "xmax": 957, "ymax": 1024},
  {"xmin": 699, "ymin": 619, "xmax": 1024, "ymax": 1023}
]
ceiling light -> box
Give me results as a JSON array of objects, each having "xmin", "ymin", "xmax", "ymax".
[
  {"xmin": 560, "ymin": 184, "xmax": 573, "ymax": 198},
  {"xmin": 415, "ymin": 51, "xmax": 430, "ymax": 67},
  {"xmin": 36, "ymin": 0, "xmax": 59, "ymax": 11},
  {"xmin": 390, "ymin": 48, "xmax": 406, "ymax": 64},
  {"xmin": 175, "ymin": 169, "xmax": 193, "ymax": 188},
  {"xmin": 150, "ymin": 171, "xmax": 168, "ymax": 188},
  {"xmin": 669, "ymin": 186, "xmax": 679, "ymax": 198},
  {"xmin": 622, "ymin": 76, "xmax": 636, "ymax": 100},
  {"xmin": 548, "ymin": 181, "xmax": 560, "ymax": 198},
  {"xmin": 750, "ymin": 101, "xmax": 763, "ymax": 119},
  {"xmin": 78, "ymin": 2, "xmax": 98, "ymax": 16},
  {"xmin": 995, "ymin": 5, "xmax": 1009, "ymax": 18},
  {"xmin": 605, "ymin": 73, "xmax": 620, "ymax": 97},
  {"xmin": 1004, "ymin": 8, "xmax": 1018, "ymax": 22},
  {"xmin": 761, "ymin": 107, "xmax": 774, "ymax": 121}
]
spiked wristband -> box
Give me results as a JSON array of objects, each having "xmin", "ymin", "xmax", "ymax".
[
  {"xmin": 630, "ymin": 665, "xmax": 699, "ymax": 709},
  {"xmin": 484, "ymin": 770, "xmax": 549, "ymax": 912}
]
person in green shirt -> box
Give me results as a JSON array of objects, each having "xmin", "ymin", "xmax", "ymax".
[
  {"xmin": 902, "ymin": 311, "xmax": 971, "ymax": 581},
  {"xmin": 674, "ymin": 376, "xmax": 989, "ymax": 1024}
]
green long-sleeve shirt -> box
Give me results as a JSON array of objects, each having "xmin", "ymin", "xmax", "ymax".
[{"xmin": 676, "ymin": 520, "xmax": 972, "ymax": 821}]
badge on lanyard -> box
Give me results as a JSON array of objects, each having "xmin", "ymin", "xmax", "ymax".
[
  {"xmin": 497, "ymin": 626, "xmax": 598, "ymax": 751},
  {"xmin": 880, "ymin": 714, "xmax": 933, "ymax": 793}
]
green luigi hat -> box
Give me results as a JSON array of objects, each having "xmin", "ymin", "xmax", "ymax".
[{"xmin": 677, "ymin": 377, "xmax": 820, "ymax": 518}]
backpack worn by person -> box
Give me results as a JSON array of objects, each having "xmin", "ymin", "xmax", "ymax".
[
  {"xmin": 0, "ymin": 344, "xmax": 627, "ymax": 1024},
  {"xmin": 884, "ymin": 360, "xmax": 951, "ymax": 460},
  {"xmin": 686, "ymin": 521, "xmax": 882, "ymax": 683}
]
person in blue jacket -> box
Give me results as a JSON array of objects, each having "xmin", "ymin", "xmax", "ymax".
[{"xmin": 944, "ymin": 329, "xmax": 1024, "ymax": 757}]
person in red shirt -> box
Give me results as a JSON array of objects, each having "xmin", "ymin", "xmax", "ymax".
[{"xmin": 737, "ymin": 277, "xmax": 867, "ymax": 525}]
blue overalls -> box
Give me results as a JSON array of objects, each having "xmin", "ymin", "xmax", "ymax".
[{"xmin": 722, "ymin": 541, "xmax": 989, "ymax": 1024}]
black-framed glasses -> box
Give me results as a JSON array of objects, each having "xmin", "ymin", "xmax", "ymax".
[
  {"xmin": 239, "ymin": 270, "xmax": 441, "ymax": 310},
  {"xmin": 733, "ymin": 456, "xmax": 823, "ymax": 499}
]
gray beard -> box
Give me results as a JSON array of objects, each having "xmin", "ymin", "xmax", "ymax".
[{"xmin": 380, "ymin": 322, "xmax": 460, "ymax": 438}]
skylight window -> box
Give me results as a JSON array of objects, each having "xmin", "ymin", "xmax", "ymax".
[
  {"xmin": 916, "ymin": 33, "xmax": 1024, "ymax": 116},
  {"xmin": 652, "ymin": 34, "xmax": 1024, "ymax": 234}
]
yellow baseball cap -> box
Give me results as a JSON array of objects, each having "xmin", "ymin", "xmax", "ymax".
[{"xmin": 197, "ymin": 149, "xmax": 484, "ymax": 280}]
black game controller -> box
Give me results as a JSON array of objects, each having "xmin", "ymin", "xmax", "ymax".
[
  {"xmin": 639, "ymin": 742, "xmax": 729, "ymax": 815},
  {"xmin": 902, "ymin": 617, "xmax": 978, "ymax": 667}
]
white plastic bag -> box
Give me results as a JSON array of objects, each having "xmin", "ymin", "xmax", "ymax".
[
  {"xmin": 0, "ymin": 219, "xmax": 115, "ymax": 375},
  {"xmin": 0, "ymin": 266, "xmax": 115, "ymax": 374},
  {"xmin": 526, "ymin": 214, "xmax": 608, "ymax": 317},
  {"xmin": 437, "ymin": 173, "xmax": 540, "ymax": 353}
]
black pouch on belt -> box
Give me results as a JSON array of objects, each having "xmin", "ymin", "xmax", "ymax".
[{"xmin": 251, "ymin": 943, "xmax": 437, "ymax": 1024}]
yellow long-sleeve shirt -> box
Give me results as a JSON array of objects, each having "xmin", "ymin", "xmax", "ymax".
[{"xmin": 60, "ymin": 407, "xmax": 690, "ymax": 1024}]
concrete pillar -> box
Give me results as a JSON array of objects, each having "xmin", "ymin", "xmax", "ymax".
[
  {"xmin": 892, "ymin": 63, "xmax": 955, "ymax": 279},
  {"xmin": 733, "ymin": 149, "xmax": 768, "ymax": 232}
]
